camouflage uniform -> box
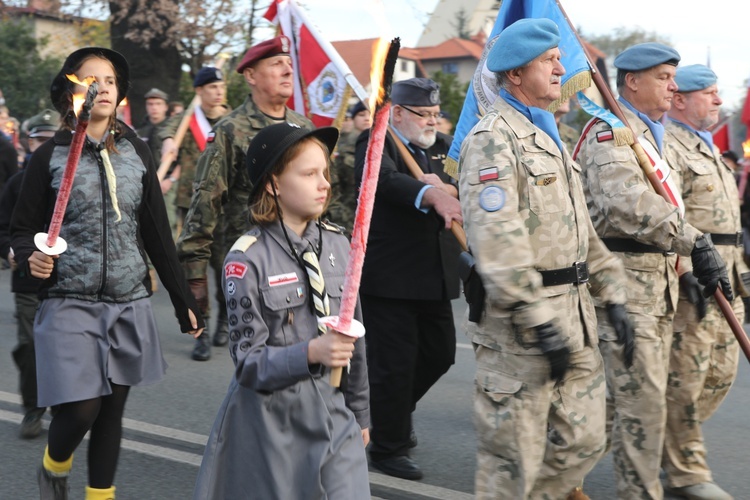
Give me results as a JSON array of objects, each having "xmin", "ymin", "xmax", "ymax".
[
  {"xmin": 326, "ymin": 129, "xmax": 358, "ymax": 233},
  {"xmin": 458, "ymin": 97, "xmax": 627, "ymax": 499},
  {"xmin": 558, "ymin": 122, "xmax": 579, "ymax": 154},
  {"xmin": 576, "ymin": 104, "xmax": 703, "ymax": 499},
  {"xmin": 176, "ymin": 95, "xmax": 313, "ymax": 285},
  {"xmin": 661, "ymin": 121, "xmax": 747, "ymax": 489}
]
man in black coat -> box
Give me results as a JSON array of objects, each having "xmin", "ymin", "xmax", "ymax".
[{"xmin": 354, "ymin": 78, "xmax": 463, "ymax": 480}]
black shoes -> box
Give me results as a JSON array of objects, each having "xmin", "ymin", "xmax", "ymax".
[
  {"xmin": 212, "ymin": 318, "xmax": 229, "ymax": 347},
  {"xmin": 20, "ymin": 407, "xmax": 45, "ymax": 439},
  {"xmin": 38, "ymin": 466, "xmax": 68, "ymax": 500},
  {"xmin": 191, "ymin": 332, "xmax": 211, "ymax": 361},
  {"xmin": 370, "ymin": 455, "xmax": 423, "ymax": 480}
]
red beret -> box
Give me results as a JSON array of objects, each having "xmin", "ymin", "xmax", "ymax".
[{"xmin": 236, "ymin": 35, "xmax": 291, "ymax": 73}]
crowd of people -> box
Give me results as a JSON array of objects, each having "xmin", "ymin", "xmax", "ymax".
[{"xmin": 0, "ymin": 14, "xmax": 748, "ymax": 500}]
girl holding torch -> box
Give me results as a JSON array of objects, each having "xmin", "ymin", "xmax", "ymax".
[
  {"xmin": 10, "ymin": 47, "xmax": 204, "ymax": 500},
  {"xmin": 193, "ymin": 122, "xmax": 370, "ymax": 499}
]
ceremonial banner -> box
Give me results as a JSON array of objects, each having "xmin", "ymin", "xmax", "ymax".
[
  {"xmin": 446, "ymin": 0, "xmax": 592, "ymax": 177},
  {"xmin": 741, "ymin": 76, "xmax": 750, "ymax": 141},
  {"xmin": 263, "ymin": 0, "xmax": 366, "ymax": 127},
  {"xmin": 711, "ymin": 119, "xmax": 729, "ymax": 153}
]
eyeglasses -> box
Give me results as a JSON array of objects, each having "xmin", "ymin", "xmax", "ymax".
[{"xmin": 400, "ymin": 106, "xmax": 440, "ymax": 121}]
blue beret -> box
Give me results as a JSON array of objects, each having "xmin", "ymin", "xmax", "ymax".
[
  {"xmin": 193, "ymin": 67, "xmax": 223, "ymax": 88},
  {"xmin": 675, "ymin": 64, "xmax": 717, "ymax": 92},
  {"xmin": 614, "ymin": 42, "xmax": 680, "ymax": 71},
  {"xmin": 487, "ymin": 18, "xmax": 561, "ymax": 73},
  {"xmin": 391, "ymin": 78, "xmax": 440, "ymax": 106}
]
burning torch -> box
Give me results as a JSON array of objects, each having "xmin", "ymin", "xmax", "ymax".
[
  {"xmin": 34, "ymin": 76, "xmax": 99, "ymax": 255},
  {"xmin": 318, "ymin": 38, "xmax": 401, "ymax": 387}
]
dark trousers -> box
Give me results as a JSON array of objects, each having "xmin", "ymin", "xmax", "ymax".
[
  {"xmin": 362, "ymin": 294, "xmax": 456, "ymax": 459},
  {"xmin": 12, "ymin": 292, "xmax": 40, "ymax": 409}
]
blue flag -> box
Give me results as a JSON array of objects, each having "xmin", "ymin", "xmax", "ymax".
[{"xmin": 445, "ymin": 0, "xmax": 592, "ymax": 178}]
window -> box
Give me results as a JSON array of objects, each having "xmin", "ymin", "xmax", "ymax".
[{"xmin": 442, "ymin": 62, "xmax": 458, "ymax": 74}]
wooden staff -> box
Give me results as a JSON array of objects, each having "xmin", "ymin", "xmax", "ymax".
[
  {"xmin": 156, "ymin": 54, "xmax": 230, "ymax": 181},
  {"xmin": 388, "ymin": 126, "xmax": 468, "ymax": 252},
  {"xmin": 557, "ymin": 0, "xmax": 750, "ymax": 362}
]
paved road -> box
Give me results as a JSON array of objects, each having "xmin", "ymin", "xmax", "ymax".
[{"xmin": 0, "ymin": 269, "xmax": 748, "ymax": 498}]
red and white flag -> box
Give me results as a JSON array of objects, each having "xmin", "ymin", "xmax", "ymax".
[{"xmin": 263, "ymin": 0, "xmax": 367, "ymax": 127}]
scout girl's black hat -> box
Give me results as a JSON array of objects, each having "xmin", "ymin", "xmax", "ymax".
[
  {"xmin": 245, "ymin": 122, "xmax": 339, "ymax": 200},
  {"xmin": 50, "ymin": 47, "xmax": 130, "ymax": 114}
]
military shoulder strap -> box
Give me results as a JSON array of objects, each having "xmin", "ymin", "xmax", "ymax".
[
  {"xmin": 229, "ymin": 227, "xmax": 261, "ymax": 253},
  {"xmin": 321, "ymin": 220, "xmax": 345, "ymax": 234}
]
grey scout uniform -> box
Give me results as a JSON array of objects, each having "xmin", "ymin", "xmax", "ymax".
[
  {"xmin": 576, "ymin": 105, "xmax": 703, "ymax": 499},
  {"xmin": 177, "ymin": 95, "xmax": 313, "ymax": 281},
  {"xmin": 458, "ymin": 97, "xmax": 627, "ymax": 499},
  {"xmin": 193, "ymin": 221, "xmax": 370, "ymax": 500},
  {"xmin": 662, "ymin": 120, "xmax": 747, "ymax": 489}
]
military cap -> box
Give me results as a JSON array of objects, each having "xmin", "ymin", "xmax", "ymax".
[
  {"xmin": 614, "ymin": 42, "xmax": 680, "ymax": 71},
  {"xmin": 193, "ymin": 67, "xmax": 224, "ymax": 88},
  {"xmin": 27, "ymin": 109, "xmax": 61, "ymax": 138},
  {"xmin": 245, "ymin": 122, "xmax": 338, "ymax": 200},
  {"xmin": 236, "ymin": 35, "xmax": 291, "ymax": 74},
  {"xmin": 50, "ymin": 47, "xmax": 130, "ymax": 114},
  {"xmin": 348, "ymin": 100, "xmax": 368, "ymax": 118},
  {"xmin": 144, "ymin": 88, "xmax": 169, "ymax": 101},
  {"xmin": 439, "ymin": 110, "xmax": 452, "ymax": 120},
  {"xmin": 487, "ymin": 18, "xmax": 561, "ymax": 73},
  {"xmin": 391, "ymin": 78, "xmax": 441, "ymax": 107},
  {"xmin": 675, "ymin": 64, "xmax": 717, "ymax": 92}
]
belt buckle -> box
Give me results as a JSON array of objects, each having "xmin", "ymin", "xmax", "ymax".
[{"xmin": 573, "ymin": 261, "xmax": 589, "ymax": 284}]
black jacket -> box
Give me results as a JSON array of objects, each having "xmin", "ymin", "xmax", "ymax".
[{"xmin": 354, "ymin": 130, "xmax": 460, "ymax": 301}]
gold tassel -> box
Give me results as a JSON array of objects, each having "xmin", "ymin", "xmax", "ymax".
[
  {"xmin": 613, "ymin": 127, "xmax": 635, "ymax": 147},
  {"xmin": 547, "ymin": 72, "xmax": 592, "ymax": 113},
  {"xmin": 444, "ymin": 157, "xmax": 460, "ymax": 181},
  {"xmin": 99, "ymin": 149, "xmax": 121, "ymax": 222}
]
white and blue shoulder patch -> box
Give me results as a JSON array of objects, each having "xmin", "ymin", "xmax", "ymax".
[{"xmin": 478, "ymin": 185, "xmax": 506, "ymax": 212}]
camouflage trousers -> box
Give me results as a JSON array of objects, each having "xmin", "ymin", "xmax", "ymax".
[
  {"xmin": 473, "ymin": 344, "xmax": 606, "ymax": 500},
  {"xmin": 598, "ymin": 307, "xmax": 673, "ymax": 500},
  {"xmin": 662, "ymin": 296, "xmax": 741, "ymax": 488}
]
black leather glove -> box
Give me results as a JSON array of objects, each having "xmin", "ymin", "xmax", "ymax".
[
  {"xmin": 606, "ymin": 303, "xmax": 635, "ymax": 368},
  {"xmin": 458, "ymin": 251, "xmax": 486, "ymax": 323},
  {"xmin": 189, "ymin": 277, "xmax": 209, "ymax": 315},
  {"xmin": 691, "ymin": 235, "xmax": 733, "ymax": 301},
  {"xmin": 680, "ymin": 272, "xmax": 707, "ymax": 321},
  {"xmin": 535, "ymin": 322, "xmax": 570, "ymax": 383}
]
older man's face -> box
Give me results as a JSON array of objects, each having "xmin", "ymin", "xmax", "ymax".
[
  {"xmin": 393, "ymin": 104, "xmax": 440, "ymax": 149},
  {"xmin": 515, "ymin": 47, "xmax": 565, "ymax": 109},
  {"xmin": 245, "ymin": 55, "xmax": 294, "ymax": 105},
  {"xmin": 627, "ymin": 64, "xmax": 678, "ymax": 120},
  {"xmin": 681, "ymin": 84, "xmax": 722, "ymax": 131}
]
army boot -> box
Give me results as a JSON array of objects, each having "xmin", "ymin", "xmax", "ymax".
[
  {"xmin": 191, "ymin": 331, "xmax": 211, "ymax": 361},
  {"xmin": 212, "ymin": 309, "xmax": 229, "ymax": 347}
]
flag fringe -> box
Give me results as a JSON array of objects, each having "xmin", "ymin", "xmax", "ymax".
[
  {"xmin": 613, "ymin": 127, "xmax": 634, "ymax": 147},
  {"xmin": 444, "ymin": 157, "xmax": 460, "ymax": 180},
  {"xmin": 548, "ymin": 71, "xmax": 591, "ymax": 113}
]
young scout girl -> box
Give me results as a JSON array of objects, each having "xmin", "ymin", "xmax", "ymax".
[
  {"xmin": 193, "ymin": 122, "xmax": 371, "ymax": 499},
  {"xmin": 10, "ymin": 47, "xmax": 204, "ymax": 500}
]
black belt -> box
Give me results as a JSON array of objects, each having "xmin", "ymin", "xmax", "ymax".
[
  {"xmin": 540, "ymin": 261, "xmax": 589, "ymax": 287},
  {"xmin": 710, "ymin": 232, "xmax": 743, "ymax": 247},
  {"xmin": 601, "ymin": 237, "xmax": 673, "ymax": 255}
]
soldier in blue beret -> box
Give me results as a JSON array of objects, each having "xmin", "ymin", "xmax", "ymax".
[
  {"xmin": 458, "ymin": 17, "xmax": 633, "ymax": 499},
  {"xmin": 576, "ymin": 40, "xmax": 733, "ymax": 500},
  {"xmin": 662, "ymin": 64, "xmax": 739, "ymax": 500},
  {"xmin": 355, "ymin": 76, "xmax": 462, "ymax": 480}
]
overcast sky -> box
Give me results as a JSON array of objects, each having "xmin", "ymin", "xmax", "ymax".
[{"xmin": 297, "ymin": 0, "xmax": 749, "ymax": 111}]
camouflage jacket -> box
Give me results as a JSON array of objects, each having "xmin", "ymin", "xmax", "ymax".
[
  {"xmin": 177, "ymin": 94, "xmax": 313, "ymax": 280},
  {"xmin": 326, "ymin": 129, "xmax": 359, "ymax": 233},
  {"xmin": 664, "ymin": 120, "xmax": 749, "ymax": 289},
  {"xmin": 558, "ymin": 122, "xmax": 579, "ymax": 154},
  {"xmin": 458, "ymin": 97, "xmax": 626, "ymax": 355},
  {"xmin": 158, "ymin": 106, "xmax": 229, "ymax": 209},
  {"xmin": 575, "ymin": 106, "xmax": 702, "ymax": 315}
]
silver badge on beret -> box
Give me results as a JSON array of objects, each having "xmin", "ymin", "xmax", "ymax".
[
  {"xmin": 215, "ymin": 69, "xmax": 223, "ymax": 81},
  {"xmin": 281, "ymin": 36, "xmax": 290, "ymax": 53},
  {"xmin": 430, "ymin": 90, "xmax": 440, "ymax": 105}
]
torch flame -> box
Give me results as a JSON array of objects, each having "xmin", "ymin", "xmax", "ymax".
[
  {"xmin": 369, "ymin": 38, "xmax": 391, "ymax": 111},
  {"xmin": 66, "ymin": 75, "xmax": 97, "ymax": 117},
  {"xmin": 743, "ymin": 139, "xmax": 750, "ymax": 158}
]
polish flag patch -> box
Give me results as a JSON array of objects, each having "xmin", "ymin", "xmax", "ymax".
[
  {"xmin": 268, "ymin": 272, "xmax": 299, "ymax": 287},
  {"xmin": 225, "ymin": 262, "xmax": 248, "ymax": 279},
  {"xmin": 596, "ymin": 130, "xmax": 614, "ymax": 143},
  {"xmin": 479, "ymin": 167, "xmax": 500, "ymax": 182},
  {"xmin": 207, "ymin": 131, "xmax": 216, "ymax": 143}
]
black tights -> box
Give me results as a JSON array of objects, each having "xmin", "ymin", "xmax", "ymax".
[{"xmin": 47, "ymin": 383, "xmax": 130, "ymax": 489}]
